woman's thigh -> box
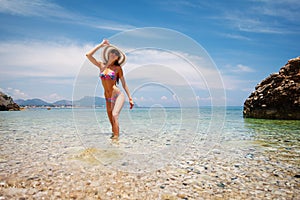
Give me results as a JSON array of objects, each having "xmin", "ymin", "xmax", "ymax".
[{"xmin": 112, "ymin": 92, "xmax": 125, "ymax": 117}]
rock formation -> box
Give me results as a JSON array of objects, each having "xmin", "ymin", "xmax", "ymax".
[
  {"xmin": 0, "ymin": 91, "xmax": 20, "ymax": 111},
  {"xmin": 243, "ymin": 56, "xmax": 300, "ymax": 120}
]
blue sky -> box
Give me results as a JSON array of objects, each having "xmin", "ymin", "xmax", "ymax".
[{"xmin": 0, "ymin": 0, "xmax": 299, "ymax": 106}]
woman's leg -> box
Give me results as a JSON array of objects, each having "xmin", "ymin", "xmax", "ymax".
[
  {"xmin": 106, "ymin": 101, "xmax": 113, "ymax": 133},
  {"xmin": 111, "ymin": 93, "xmax": 125, "ymax": 137}
]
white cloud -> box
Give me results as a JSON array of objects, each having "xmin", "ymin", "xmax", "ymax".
[
  {"xmin": 196, "ymin": 96, "xmax": 211, "ymax": 101},
  {"xmin": 220, "ymin": 0, "xmax": 300, "ymax": 34},
  {"xmin": 42, "ymin": 93, "xmax": 65, "ymax": 103},
  {"xmin": 0, "ymin": 87, "xmax": 69, "ymax": 102},
  {"xmin": 0, "ymin": 0, "xmax": 63, "ymax": 17},
  {"xmin": 224, "ymin": 64, "xmax": 255, "ymax": 74},
  {"xmin": 140, "ymin": 96, "xmax": 145, "ymax": 101},
  {"xmin": 0, "ymin": 0, "xmax": 134, "ymax": 31},
  {"xmin": 112, "ymin": 48, "xmax": 226, "ymax": 107},
  {"xmin": 221, "ymin": 74, "xmax": 258, "ymax": 91},
  {"xmin": 251, "ymin": 0, "xmax": 300, "ymax": 22},
  {"xmin": 161, "ymin": 96, "xmax": 167, "ymax": 100},
  {"xmin": 235, "ymin": 64, "xmax": 255, "ymax": 73},
  {"xmin": 0, "ymin": 40, "xmax": 91, "ymax": 78},
  {"xmin": 123, "ymin": 48, "xmax": 225, "ymax": 91},
  {"xmin": 0, "ymin": 87, "xmax": 29, "ymax": 100},
  {"xmin": 221, "ymin": 33, "xmax": 251, "ymax": 41},
  {"xmin": 0, "ymin": 33, "xmax": 226, "ymax": 105}
]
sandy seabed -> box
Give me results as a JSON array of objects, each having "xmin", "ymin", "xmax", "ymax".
[{"xmin": 0, "ymin": 129, "xmax": 299, "ymax": 200}]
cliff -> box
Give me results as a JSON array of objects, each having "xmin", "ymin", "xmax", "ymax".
[
  {"xmin": 0, "ymin": 91, "xmax": 20, "ymax": 111},
  {"xmin": 243, "ymin": 56, "xmax": 300, "ymax": 120}
]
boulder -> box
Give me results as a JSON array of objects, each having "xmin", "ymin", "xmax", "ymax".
[
  {"xmin": 243, "ymin": 56, "xmax": 300, "ymax": 120},
  {"xmin": 0, "ymin": 91, "xmax": 20, "ymax": 111}
]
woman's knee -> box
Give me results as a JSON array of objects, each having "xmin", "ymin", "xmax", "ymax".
[
  {"xmin": 112, "ymin": 111, "xmax": 119, "ymax": 120},
  {"xmin": 106, "ymin": 107, "xmax": 112, "ymax": 113}
]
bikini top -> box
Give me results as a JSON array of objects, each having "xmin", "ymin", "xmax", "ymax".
[{"xmin": 100, "ymin": 70, "xmax": 116, "ymax": 80}]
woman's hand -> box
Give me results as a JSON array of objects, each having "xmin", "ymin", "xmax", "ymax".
[
  {"xmin": 101, "ymin": 39, "xmax": 110, "ymax": 46},
  {"xmin": 129, "ymin": 99, "xmax": 134, "ymax": 109}
]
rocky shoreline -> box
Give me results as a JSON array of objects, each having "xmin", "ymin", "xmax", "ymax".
[
  {"xmin": 243, "ymin": 56, "xmax": 300, "ymax": 120},
  {"xmin": 0, "ymin": 92, "xmax": 20, "ymax": 111}
]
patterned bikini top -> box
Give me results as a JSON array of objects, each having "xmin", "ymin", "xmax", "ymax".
[{"xmin": 100, "ymin": 70, "xmax": 116, "ymax": 80}]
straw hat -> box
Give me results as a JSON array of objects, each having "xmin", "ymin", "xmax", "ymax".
[{"xmin": 102, "ymin": 45, "xmax": 127, "ymax": 66}]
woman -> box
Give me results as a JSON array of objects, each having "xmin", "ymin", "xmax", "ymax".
[{"xmin": 86, "ymin": 39, "xmax": 134, "ymax": 139}]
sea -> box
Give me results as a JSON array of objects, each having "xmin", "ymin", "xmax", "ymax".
[{"xmin": 0, "ymin": 106, "xmax": 299, "ymax": 173}]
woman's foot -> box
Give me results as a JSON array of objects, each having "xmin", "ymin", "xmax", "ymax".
[{"xmin": 110, "ymin": 133, "xmax": 119, "ymax": 140}]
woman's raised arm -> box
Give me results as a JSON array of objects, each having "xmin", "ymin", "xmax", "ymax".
[{"xmin": 86, "ymin": 39, "xmax": 109, "ymax": 70}]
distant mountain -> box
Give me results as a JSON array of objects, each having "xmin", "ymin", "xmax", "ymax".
[
  {"xmin": 15, "ymin": 96, "xmax": 107, "ymax": 107},
  {"xmin": 15, "ymin": 98, "xmax": 51, "ymax": 106},
  {"xmin": 72, "ymin": 96, "xmax": 106, "ymax": 107},
  {"xmin": 15, "ymin": 96, "xmax": 138, "ymax": 108},
  {"xmin": 53, "ymin": 100, "xmax": 72, "ymax": 106}
]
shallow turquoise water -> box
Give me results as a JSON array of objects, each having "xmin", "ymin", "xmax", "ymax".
[{"xmin": 0, "ymin": 107, "xmax": 299, "ymax": 172}]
